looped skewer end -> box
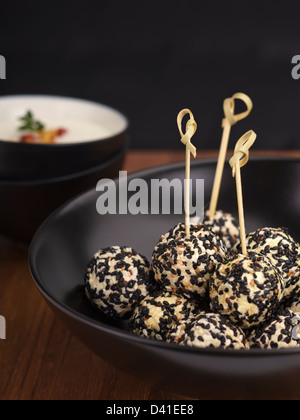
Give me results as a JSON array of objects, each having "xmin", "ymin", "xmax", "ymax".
[
  {"xmin": 222, "ymin": 93, "xmax": 253, "ymax": 128},
  {"xmin": 177, "ymin": 109, "xmax": 197, "ymax": 157},
  {"xmin": 229, "ymin": 130, "xmax": 257, "ymax": 177}
]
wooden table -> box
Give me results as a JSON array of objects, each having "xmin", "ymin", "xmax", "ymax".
[{"xmin": 0, "ymin": 150, "xmax": 300, "ymax": 401}]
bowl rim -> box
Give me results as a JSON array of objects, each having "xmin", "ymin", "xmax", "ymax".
[
  {"xmin": 29, "ymin": 156, "xmax": 300, "ymax": 358},
  {"xmin": 0, "ymin": 94, "xmax": 129, "ymax": 147},
  {"xmin": 0, "ymin": 139, "xmax": 128, "ymax": 186}
]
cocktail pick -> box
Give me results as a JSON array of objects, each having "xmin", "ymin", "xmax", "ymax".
[
  {"xmin": 209, "ymin": 93, "xmax": 253, "ymax": 220},
  {"xmin": 177, "ymin": 109, "xmax": 198, "ymax": 236},
  {"xmin": 229, "ymin": 130, "xmax": 257, "ymax": 256}
]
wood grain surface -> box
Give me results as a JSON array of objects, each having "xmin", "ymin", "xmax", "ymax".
[{"xmin": 0, "ymin": 150, "xmax": 300, "ymax": 401}]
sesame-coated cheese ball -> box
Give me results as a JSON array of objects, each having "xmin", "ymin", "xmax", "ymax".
[
  {"xmin": 249, "ymin": 309, "xmax": 300, "ymax": 349},
  {"xmin": 239, "ymin": 228, "xmax": 300, "ymax": 301},
  {"xmin": 168, "ymin": 312, "xmax": 248, "ymax": 350},
  {"xmin": 210, "ymin": 253, "xmax": 284, "ymax": 329},
  {"xmin": 129, "ymin": 292, "xmax": 198, "ymax": 341},
  {"xmin": 85, "ymin": 246, "xmax": 154, "ymax": 319},
  {"xmin": 152, "ymin": 223, "xmax": 227, "ymax": 300},
  {"xmin": 203, "ymin": 210, "xmax": 240, "ymax": 250}
]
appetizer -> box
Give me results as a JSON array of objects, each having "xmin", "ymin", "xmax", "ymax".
[
  {"xmin": 129, "ymin": 291, "xmax": 197, "ymax": 341},
  {"xmin": 152, "ymin": 223, "xmax": 226, "ymax": 299},
  {"xmin": 85, "ymin": 246, "xmax": 154, "ymax": 319}
]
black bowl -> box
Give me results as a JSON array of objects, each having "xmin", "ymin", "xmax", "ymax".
[
  {"xmin": 0, "ymin": 142, "xmax": 127, "ymax": 243},
  {"xmin": 0, "ymin": 95, "xmax": 128, "ymax": 180},
  {"xmin": 29, "ymin": 157, "xmax": 300, "ymax": 399}
]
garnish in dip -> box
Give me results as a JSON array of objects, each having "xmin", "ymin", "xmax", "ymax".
[{"xmin": 18, "ymin": 111, "xmax": 67, "ymax": 144}]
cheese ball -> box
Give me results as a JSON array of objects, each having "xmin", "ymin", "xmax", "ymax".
[
  {"xmin": 237, "ymin": 228, "xmax": 300, "ymax": 301},
  {"xmin": 85, "ymin": 246, "xmax": 154, "ymax": 319},
  {"xmin": 210, "ymin": 253, "xmax": 284, "ymax": 329},
  {"xmin": 129, "ymin": 292, "xmax": 198, "ymax": 341},
  {"xmin": 249, "ymin": 309, "xmax": 300, "ymax": 349},
  {"xmin": 168, "ymin": 312, "xmax": 248, "ymax": 350},
  {"xmin": 203, "ymin": 210, "xmax": 240, "ymax": 250},
  {"xmin": 152, "ymin": 223, "xmax": 227, "ymax": 299}
]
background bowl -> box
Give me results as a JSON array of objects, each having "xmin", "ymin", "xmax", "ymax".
[
  {"xmin": 0, "ymin": 95, "xmax": 128, "ymax": 180},
  {"xmin": 0, "ymin": 142, "xmax": 127, "ymax": 243},
  {"xmin": 29, "ymin": 157, "xmax": 300, "ymax": 399}
]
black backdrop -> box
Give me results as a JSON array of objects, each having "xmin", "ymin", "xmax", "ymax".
[{"xmin": 1, "ymin": 0, "xmax": 300, "ymax": 150}]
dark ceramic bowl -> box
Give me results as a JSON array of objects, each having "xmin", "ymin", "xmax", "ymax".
[
  {"xmin": 29, "ymin": 158, "xmax": 300, "ymax": 399},
  {"xmin": 0, "ymin": 95, "xmax": 128, "ymax": 181},
  {"xmin": 0, "ymin": 142, "xmax": 127, "ymax": 243}
]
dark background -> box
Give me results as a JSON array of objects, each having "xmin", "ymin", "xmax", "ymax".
[{"xmin": 1, "ymin": 0, "xmax": 300, "ymax": 150}]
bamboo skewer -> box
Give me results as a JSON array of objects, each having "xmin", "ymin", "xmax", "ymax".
[
  {"xmin": 229, "ymin": 130, "xmax": 257, "ymax": 256},
  {"xmin": 209, "ymin": 93, "xmax": 253, "ymax": 220},
  {"xmin": 177, "ymin": 109, "xmax": 198, "ymax": 236}
]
